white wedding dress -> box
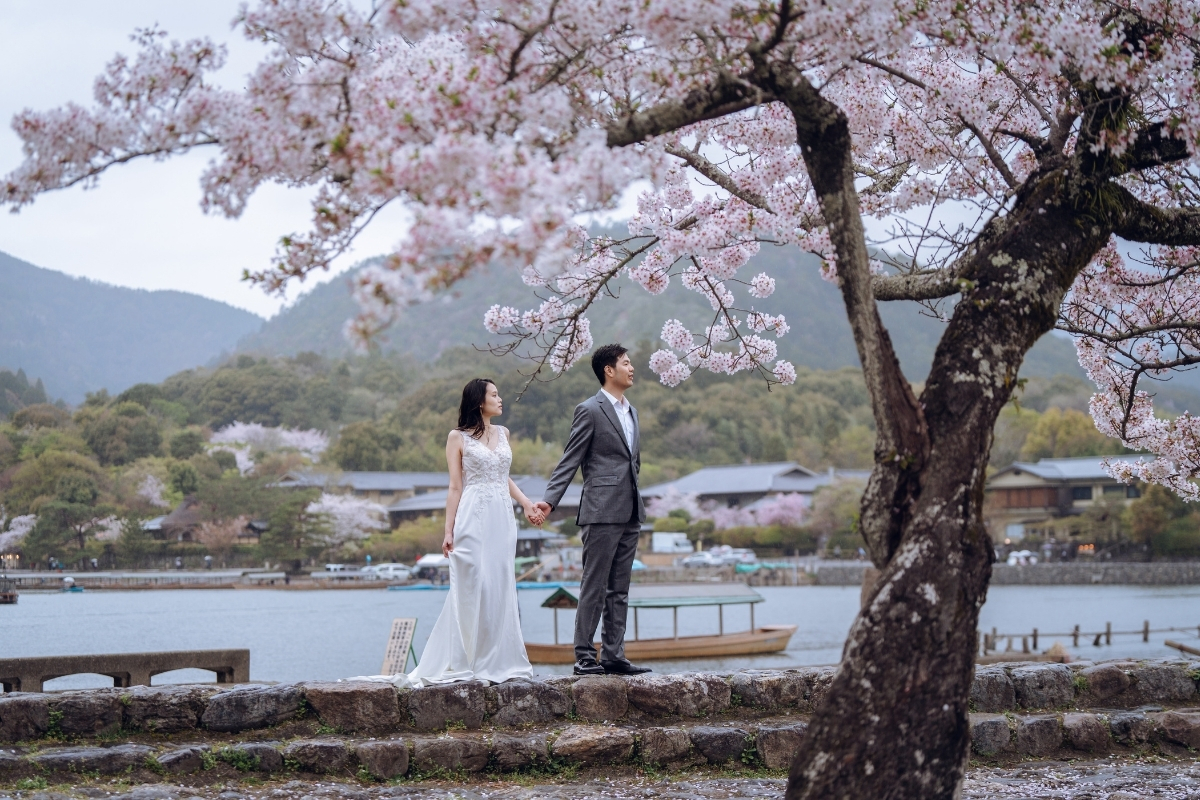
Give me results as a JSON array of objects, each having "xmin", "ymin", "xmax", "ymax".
[{"xmin": 356, "ymin": 428, "xmax": 533, "ymax": 687}]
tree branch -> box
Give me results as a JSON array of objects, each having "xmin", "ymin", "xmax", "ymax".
[
  {"xmin": 605, "ymin": 73, "xmax": 770, "ymax": 148},
  {"xmin": 664, "ymin": 144, "xmax": 775, "ymax": 213},
  {"xmin": 872, "ymin": 269, "xmax": 964, "ymax": 301},
  {"xmin": 1118, "ymin": 121, "xmax": 1192, "ymax": 174},
  {"xmin": 1113, "ymin": 186, "xmax": 1200, "ymax": 246}
]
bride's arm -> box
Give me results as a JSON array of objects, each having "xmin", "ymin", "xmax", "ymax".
[
  {"xmin": 443, "ymin": 431, "xmax": 465, "ymax": 555},
  {"xmin": 503, "ymin": 427, "xmax": 545, "ymax": 525}
]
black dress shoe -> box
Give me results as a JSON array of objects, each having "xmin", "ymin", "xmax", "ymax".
[
  {"xmin": 573, "ymin": 661, "xmax": 606, "ymax": 675},
  {"xmin": 601, "ymin": 660, "xmax": 652, "ymax": 675}
]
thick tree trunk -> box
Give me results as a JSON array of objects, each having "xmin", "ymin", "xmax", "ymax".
[{"xmin": 779, "ymin": 116, "xmax": 1116, "ymax": 795}]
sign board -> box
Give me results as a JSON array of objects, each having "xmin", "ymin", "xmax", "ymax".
[{"xmin": 381, "ymin": 617, "xmax": 418, "ymax": 675}]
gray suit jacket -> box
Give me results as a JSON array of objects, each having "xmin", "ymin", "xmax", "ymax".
[{"xmin": 543, "ymin": 390, "xmax": 645, "ymax": 526}]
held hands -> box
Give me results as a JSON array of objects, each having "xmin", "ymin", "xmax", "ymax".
[{"xmin": 523, "ymin": 501, "xmax": 547, "ymax": 527}]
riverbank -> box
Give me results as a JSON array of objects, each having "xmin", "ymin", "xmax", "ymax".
[{"xmin": 812, "ymin": 561, "xmax": 1200, "ymax": 586}]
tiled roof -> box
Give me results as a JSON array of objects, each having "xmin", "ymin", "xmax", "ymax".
[
  {"xmin": 997, "ymin": 455, "xmax": 1153, "ymax": 482},
  {"xmin": 279, "ymin": 471, "xmax": 452, "ymax": 492},
  {"xmin": 387, "ymin": 475, "xmax": 582, "ymax": 513},
  {"xmin": 642, "ymin": 461, "xmax": 855, "ymax": 498}
]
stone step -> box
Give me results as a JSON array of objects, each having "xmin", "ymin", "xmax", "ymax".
[
  {"xmin": 0, "ymin": 659, "xmax": 1195, "ymax": 746},
  {"xmin": 2, "ymin": 709, "xmax": 1198, "ymax": 786}
]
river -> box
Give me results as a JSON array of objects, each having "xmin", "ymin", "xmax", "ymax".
[{"xmin": 2, "ymin": 585, "xmax": 1197, "ymax": 689}]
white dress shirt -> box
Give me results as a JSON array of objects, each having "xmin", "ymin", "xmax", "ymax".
[{"xmin": 601, "ymin": 388, "xmax": 635, "ymax": 451}]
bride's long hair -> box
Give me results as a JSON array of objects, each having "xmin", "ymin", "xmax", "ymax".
[{"xmin": 456, "ymin": 378, "xmax": 496, "ymax": 439}]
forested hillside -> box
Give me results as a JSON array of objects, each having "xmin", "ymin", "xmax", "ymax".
[
  {"xmin": 0, "ymin": 251, "xmax": 263, "ymax": 402},
  {"xmin": 240, "ymin": 247, "xmax": 1089, "ymax": 383}
]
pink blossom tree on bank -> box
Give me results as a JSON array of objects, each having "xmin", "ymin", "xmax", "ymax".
[{"xmin": 5, "ymin": 1, "xmax": 1200, "ymax": 796}]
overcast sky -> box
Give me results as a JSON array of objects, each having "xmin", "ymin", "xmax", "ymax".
[{"xmin": 0, "ymin": 0, "xmax": 406, "ymax": 319}]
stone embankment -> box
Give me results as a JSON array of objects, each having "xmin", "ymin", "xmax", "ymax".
[
  {"xmin": 813, "ymin": 561, "xmax": 1200, "ymax": 585},
  {"xmin": 0, "ymin": 659, "xmax": 1197, "ymax": 787}
]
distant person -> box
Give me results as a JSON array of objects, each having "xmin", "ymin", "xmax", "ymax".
[
  {"xmin": 534, "ymin": 344, "xmax": 651, "ymax": 677},
  {"xmin": 358, "ymin": 378, "xmax": 542, "ymax": 687}
]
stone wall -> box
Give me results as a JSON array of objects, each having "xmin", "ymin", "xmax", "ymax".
[
  {"xmin": 813, "ymin": 562, "xmax": 1200, "ymax": 586},
  {"xmin": 1, "ymin": 659, "xmax": 1197, "ymax": 784}
]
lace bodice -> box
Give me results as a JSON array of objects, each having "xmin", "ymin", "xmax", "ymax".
[{"xmin": 459, "ymin": 428, "xmax": 511, "ymax": 490}]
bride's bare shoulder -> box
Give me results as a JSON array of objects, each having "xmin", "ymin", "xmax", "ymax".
[{"xmin": 447, "ymin": 429, "xmax": 465, "ymax": 445}]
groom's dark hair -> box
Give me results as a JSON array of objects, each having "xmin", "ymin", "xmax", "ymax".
[{"xmin": 591, "ymin": 344, "xmax": 628, "ymax": 385}]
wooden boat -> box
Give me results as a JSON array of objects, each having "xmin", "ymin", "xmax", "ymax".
[
  {"xmin": 525, "ymin": 582, "xmax": 796, "ymax": 663},
  {"xmin": 0, "ymin": 577, "xmax": 16, "ymax": 605}
]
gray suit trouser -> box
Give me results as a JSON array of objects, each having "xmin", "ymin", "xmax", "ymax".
[{"xmin": 574, "ymin": 515, "xmax": 641, "ymax": 664}]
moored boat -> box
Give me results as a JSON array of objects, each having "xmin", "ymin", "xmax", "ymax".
[{"xmin": 525, "ymin": 582, "xmax": 796, "ymax": 663}]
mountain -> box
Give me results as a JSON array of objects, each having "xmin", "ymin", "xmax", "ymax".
[
  {"xmin": 240, "ymin": 247, "xmax": 1088, "ymax": 382},
  {"xmin": 0, "ymin": 250, "xmax": 264, "ymax": 403}
]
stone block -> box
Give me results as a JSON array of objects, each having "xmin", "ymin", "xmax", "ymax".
[
  {"xmin": 1015, "ymin": 715, "xmax": 1061, "ymax": 756},
  {"xmin": 1063, "ymin": 713, "xmax": 1109, "ymax": 752},
  {"xmin": 755, "ymin": 723, "xmax": 807, "ymax": 770},
  {"xmin": 407, "ymin": 682, "xmax": 488, "ymax": 731},
  {"xmin": 48, "ymin": 689, "xmax": 123, "ymax": 736},
  {"xmin": 969, "ymin": 714, "xmax": 1012, "ymax": 756},
  {"xmin": 805, "ymin": 668, "xmax": 836, "ymax": 710},
  {"xmin": 1011, "ymin": 664, "xmax": 1073, "ymax": 709},
  {"xmin": 0, "ymin": 692, "xmax": 49, "ymax": 742},
  {"xmin": 121, "ymin": 685, "xmax": 218, "ymax": 734},
  {"xmin": 1109, "ymin": 712, "xmax": 1154, "ymax": 745},
  {"xmin": 550, "ymin": 725, "xmax": 635, "ymax": 765},
  {"xmin": 1157, "ymin": 711, "xmax": 1200, "ymax": 748},
  {"xmin": 1077, "ymin": 664, "xmax": 1130, "ymax": 705},
  {"xmin": 301, "ymin": 681, "xmax": 401, "ymax": 733},
  {"xmin": 0, "ymin": 750, "xmax": 26, "ymax": 777},
  {"xmin": 411, "ymin": 736, "xmax": 489, "ymax": 774},
  {"xmin": 201, "ymin": 684, "xmax": 303, "ymax": 732},
  {"xmin": 729, "ymin": 671, "xmax": 791, "ymax": 711},
  {"xmin": 689, "ymin": 726, "xmax": 750, "ymax": 765},
  {"xmin": 1126, "ymin": 664, "xmax": 1198, "ymax": 706},
  {"xmin": 224, "ymin": 742, "xmax": 283, "ymax": 773},
  {"xmin": 155, "ymin": 745, "xmax": 208, "ymax": 774},
  {"xmin": 282, "ymin": 739, "xmax": 351, "ymax": 774},
  {"xmin": 31, "ymin": 744, "xmax": 157, "ymax": 774},
  {"xmin": 970, "ymin": 667, "xmax": 1016, "ymax": 713},
  {"xmin": 571, "ymin": 676, "xmax": 628, "ymax": 721},
  {"xmin": 624, "ymin": 673, "xmax": 730, "ymax": 718},
  {"xmin": 487, "ymin": 680, "xmax": 569, "ymax": 726},
  {"xmin": 639, "ymin": 727, "xmax": 694, "ymax": 767},
  {"xmin": 356, "ymin": 739, "xmax": 410, "ymax": 780},
  {"xmin": 490, "ymin": 732, "xmax": 549, "ymax": 771}
]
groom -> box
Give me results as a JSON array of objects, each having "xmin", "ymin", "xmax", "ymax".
[{"xmin": 536, "ymin": 344, "xmax": 651, "ymax": 676}]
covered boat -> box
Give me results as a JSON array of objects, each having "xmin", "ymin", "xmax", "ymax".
[{"xmin": 525, "ymin": 582, "xmax": 796, "ymax": 663}]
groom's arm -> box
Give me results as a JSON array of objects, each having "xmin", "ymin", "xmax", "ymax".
[{"xmin": 542, "ymin": 402, "xmax": 594, "ymax": 510}]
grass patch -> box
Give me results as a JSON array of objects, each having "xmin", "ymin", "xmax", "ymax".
[
  {"xmin": 217, "ymin": 747, "xmax": 260, "ymax": 772},
  {"xmin": 15, "ymin": 777, "xmax": 48, "ymax": 791},
  {"xmin": 1072, "ymin": 674, "xmax": 1089, "ymax": 694},
  {"xmin": 46, "ymin": 709, "xmax": 65, "ymax": 740}
]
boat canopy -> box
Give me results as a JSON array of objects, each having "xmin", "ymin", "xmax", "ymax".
[{"xmin": 540, "ymin": 582, "xmax": 764, "ymax": 610}]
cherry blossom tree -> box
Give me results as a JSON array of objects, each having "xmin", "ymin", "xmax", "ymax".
[
  {"xmin": 6, "ymin": 1, "xmax": 1200, "ymax": 796},
  {"xmin": 305, "ymin": 492, "xmax": 388, "ymax": 550}
]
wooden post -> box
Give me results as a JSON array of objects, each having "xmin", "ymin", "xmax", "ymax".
[
  {"xmin": 1093, "ymin": 632, "xmax": 1102, "ymax": 647},
  {"xmin": 1143, "ymin": 620, "xmax": 1149, "ymax": 642},
  {"xmin": 1022, "ymin": 636, "xmax": 1029, "ymax": 654},
  {"xmin": 634, "ymin": 608, "xmax": 639, "ymax": 640},
  {"xmin": 1073, "ymin": 624, "xmax": 1080, "ymax": 647},
  {"xmin": 719, "ymin": 604, "xmax": 724, "ymax": 636},
  {"xmin": 1105, "ymin": 621, "xmax": 1112, "ymax": 645},
  {"xmin": 554, "ymin": 608, "xmax": 559, "ymax": 645},
  {"xmin": 750, "ymin": 602, "xmax": 755, "ymax": 631},
  {"xmin": 673, "ymin": 607, "xmax": 678, "ymax": 639},
  {"xmin": 1032, "ymin": 628, "xmax": 1038, "ymax": 650}
]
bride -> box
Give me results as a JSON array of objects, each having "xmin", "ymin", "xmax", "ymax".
[{"xmin": 399, "ymin": 378, "xmax": 543, "ymax": 686}]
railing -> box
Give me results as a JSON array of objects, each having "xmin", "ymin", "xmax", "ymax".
[
  {"xmin": 0, "ymin": 649, "xmax": 250, "ymax": 693},
  {"xmin": 980, "ymin": 622, "xmax": 1200, "ymax": 656}
]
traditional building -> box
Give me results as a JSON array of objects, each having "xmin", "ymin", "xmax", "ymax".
[
  {"xmin": 983, "ymin": 455, "xmax": 1148, "ymax": 542},
  {"xmin": 641, "ymin": 462, "xmax": 870, "ymax": 509},
  {"xmin": 276, "ymin": 470, "xmax": 451, "ymax": 505},
  {"xmin": 387, "ymin": 475, "xmax": 582, "ymax": 526}
]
